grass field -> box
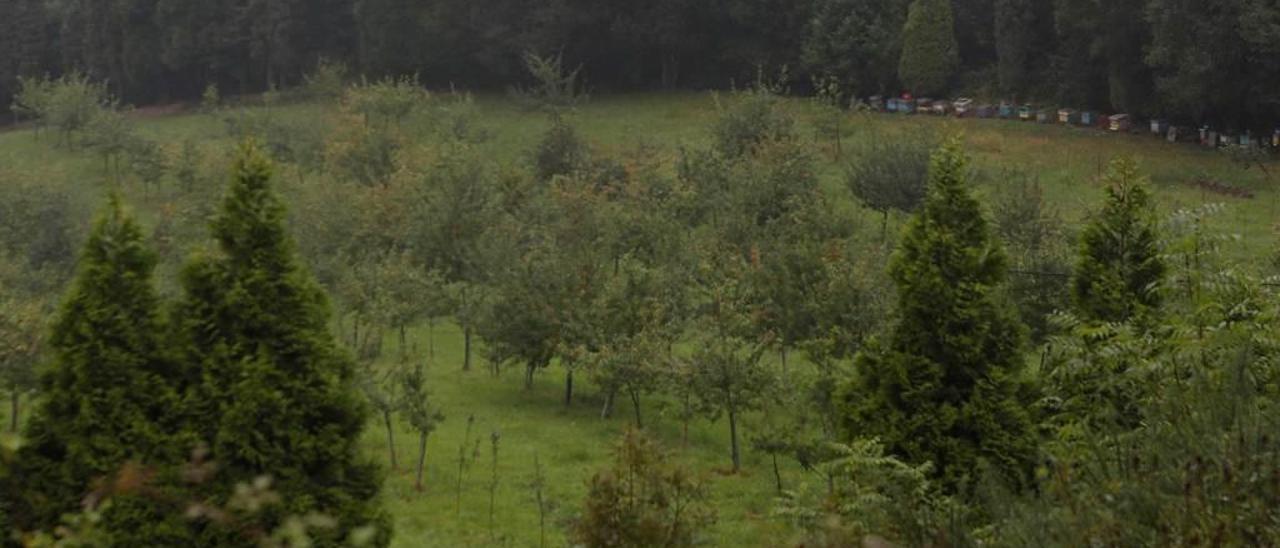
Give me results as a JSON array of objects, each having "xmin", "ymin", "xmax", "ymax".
[{"xmin": 2, "ymin": 92, "xmax": 1278, "ymax": 546}]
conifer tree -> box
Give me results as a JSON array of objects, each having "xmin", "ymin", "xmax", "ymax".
[
  {"xmin": 8, "ymin": 196, "xmax": 186, "ymax": 542},
  {"xmin": 176, "ymin": 142, "xmax": 390, "ymax": 546},
  {"xmin": 1071, "ymin": 158, "xmax": 1165, "ymax": 325},
  {"xmin": 898, "ymin": 0, "xmax": 960, "ymax": 96},
  {"xmin": 844, "ymin": 138, "xmax": 1037, "ymax": 492}
]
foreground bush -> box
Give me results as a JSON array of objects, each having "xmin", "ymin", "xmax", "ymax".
[{"xmin": 573, "ymin": 429, "xmax": 715, "ymax": 547}]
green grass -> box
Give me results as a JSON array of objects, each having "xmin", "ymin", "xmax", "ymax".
[
  {"xmin": 2, "ymin": 92, "xmax": 1278, "ymax": 546},
  {"xmin": 368, "ymin": 323, "xmax": 790, "ymax": 547}
]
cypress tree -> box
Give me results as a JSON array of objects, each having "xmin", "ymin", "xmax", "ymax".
[
  {"xmin": 898, "ymin": 0, "xmax": 960, "ymax": 96},
  {"xmin": 1071, "ymin": 158, "xmax": 1165, "ymax": 325},
  {"xmin": 176, "ymin": 142, "xmax": 389, "ymax": 545},
  {"xmin": 843, "ymin": 138, "xmax": 1037, "ymax": 492},
  {"xmin": 8, "ymin": 196, "xmax": 187, "ymax": 542}
]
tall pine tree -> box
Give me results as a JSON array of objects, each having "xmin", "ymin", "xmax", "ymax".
[
  {"xmin": 843, "ymin": 138, "xmax": 1037, "ymax": 492},
  {"xmin": 1071, "ymin": 158, "xmax": 1165, "ymax": 325},
  {"xmin": 176, "ymin": 142, "xmax": 390, "ymax": 545},
  {"xmin": 8, "ymin": 196, "xmax": 187, "ymax": 542}
]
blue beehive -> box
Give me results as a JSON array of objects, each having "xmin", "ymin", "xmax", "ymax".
[
  {"xmin": 999, "ymin": 102, "xmax": 1014, "ymax": 118},
  {"xmin": 1081, "ymin": 111, "xmax": 1095, "ymax": 126}
]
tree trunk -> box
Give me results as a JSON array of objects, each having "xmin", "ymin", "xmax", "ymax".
[
  {"xmin": 384, "ymin": 411, "xmax": 398, "ymax": 470},
  {"xmin": 729, "ymin": 408, "xmax": 741, "ymax": 472},
  {"xmin": 524, "ymin": 364, "xmax": 535, "ymax": 390},
  {"xmin": 463, "ymin": 325, "xmax": 473, "ymax": 372},
  {"xmin": 600, "ymin": 390, "xmax": 615, "ymax": 419},
  {"xmin": 564, "ymin": 369, "xmax": 574, "ymax": 406},
  {"xmin": 834, "ymin": 116, "xmax": 842, "ymax": 161},
  {"xmin": 9, "ymin": 389, "xmax": 18, "ymax": 433},
  {"xmin": 415, "ymin": 432, "xmax": 428, "ymax": 492},
  {"xmin": 772, "ymin": 453, "xmax": 783, "ymax": 493},
  {"xmin": 681, "ymin": 395, "xmax": 691, "ymax": 448},
  {"xmin": 629, "ymin": 388, "xmax": 643, "ymax": 429},
  {"xmin": 661, "ymin": 53, "xmax": 681, "ymax": 89},
  {"xmin": 780, "ymin": 347, "xmax": 788, "ymax": 376},
  {"xmin": 399, "ymin": 324, "xmax": 407, "ymax": 359}
]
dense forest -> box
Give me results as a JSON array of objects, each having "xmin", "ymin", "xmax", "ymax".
[{"xmin": 4, "ymin": 0, "xmax": 1280, "ymax": 129}]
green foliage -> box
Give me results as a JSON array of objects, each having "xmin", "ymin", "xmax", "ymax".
[
  {"xmin": 1070, "ymin": 158, "xmax": 1165, "ymax": 326},
  {"xmin": 711, "ymin": 81, "xmax": 796, "ymax": 159},
  {"xmin": 10, "ymin": 75, "xmax": 54, "ymax": 125},
  {"xmin": 0, "ymin": 176, "xmax": 79, "ymax": 291},
  {"xmin": 802, "ymin": 0, "xmax": 904, "ymax": 97},
  {"xmin": 16, "ymin": 452, "xmax": 383, "ymax": 548},
  {"xmin": 226, "ymin": 106, "xmax": 331, "ymax": 169},
  {"xmin": 7, "ymin": 197, "xmax": 185, "ymax": 540},
  {"xmin": 428, "ymin": 92, "xmax": 491, "ymax": 144},
  {"xmin": 809, "ymin": 76, "xmax": 851, "ymax": 160},
  {"xmin": 400, "ymin": 362, "xmax": 444, "ymax": 492},
  {"xmin": 128, "ymin": 139, "xmax": 168, "ymax": 190},
  {"xmin": 360, "ymin": 367, "xmax": 403, "ymax": 471},
  {"xmin": 301, "ymin": 59, "xmax": 349, "ymax": 102},
  {"xmin": 994, "ymin": 0, "xmax": 1053, "ymax": 98},
  {"xmin": 530, "ymin": 117, "xmax": 589, "ymax": 183},
  {"xmin": 742, "ymin": 181, "xmax": 871, "ymax": 367},
  {"xmin": 0, "ymin": 289, "xmax": 43, "ymax": 433},
  {"xmin": 574, "ymin": 258, "xmax": 682, "ymax": 427},
  {"xmin": 200, "ymin": 84, "xmax": 221, "ymax": 114},
  {"xmin": 175, "ymin": 142, "xmax": 390, "ymax": 545},
  {"xmin": 15, "ymin": 73, "xmax": 112, "ymax": 148},
  {"xmin": 5, "ymin": 0, "xmax": 1280, "ymax": 127},
  {"xmin": 777, "ymin": 439, "xmax": 959, "ymax": 547},
  {"xmin": 844, "ymin": 131, "xmax": 935, "ymax": 235},
  {"xmin": 1008, "ymin": 269, "xmax": 1280, "ymax": 546},
  {"xmin": 689, "ymin": 260, "xmax": 776, "ymax": 471},
  {"xmin": 81, "ymin": 108, "xmax": 137, "ymax": 181},
  {"xmin": 843, "ymin": 138, "xmax": 1037, "ymax": 493},
  {"xmin": 409, "ymin": 143, "xmax": 498, "ymax": 369},
  {"xmin": 344, "ymin": 76, "xmax": 426, "ymax": 129},
  {"xmin": 511, "ymin": 52, "xmax": 588, "ymax": 114},
  {"xmin": 992, "ymin": 172, "xmax": 1072, "ymax": 341},
  {"xmin": 1146, "ymin": 0, "xmax": 1248, "ymax": 125},
  {"xmin": 1048, "ymin": 202, "xmax": 1262, "ymax": 432},
  {"xmin": 898, "ymin": 0, "xmax": 960, "ymax": 96},
  {"xmin": 572, "ymin": 429, "xmax": 715, "ymax": 548},
  {"xmin": 326, "ymin": 116, "xmax": 402, "ymax": 187},
  {"xmin": 476, "ymin": 238, "xmax": 569, "ymax": 388}
]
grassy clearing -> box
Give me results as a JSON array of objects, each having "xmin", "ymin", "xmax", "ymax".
[
  {"xmin": 366, "ymin": 323, "xmax": 792, "ymax": 547},
  {"xmin": 2, "ymin": 92, "xmax": 1278, "ymax": 546}
]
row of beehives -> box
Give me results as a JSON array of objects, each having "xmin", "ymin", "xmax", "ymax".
[{"xmin": 867, "ymin": 96, "xmax": 1280, "ymax": 150}]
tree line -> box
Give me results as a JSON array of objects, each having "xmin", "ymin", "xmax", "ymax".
[{"xmin": 4, "ymin": 0, "xmax": 1280, "ymax": 130}]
